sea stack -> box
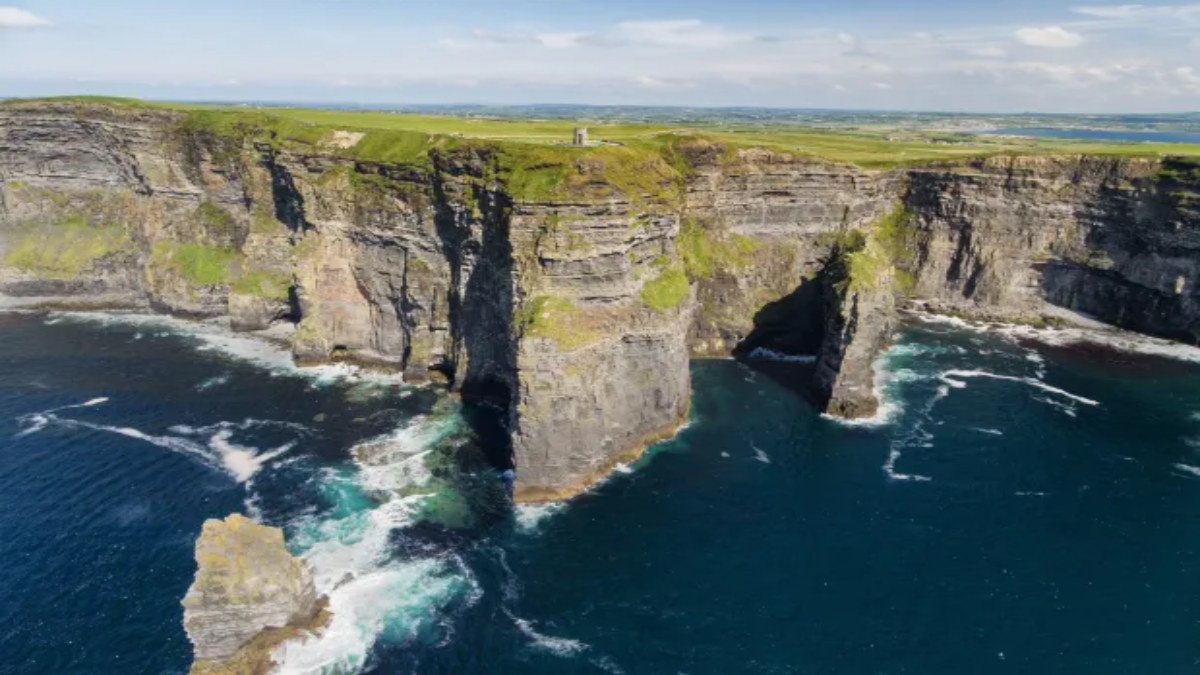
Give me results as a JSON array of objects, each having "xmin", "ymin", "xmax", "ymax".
[{"xmin": 182, "ymin": 514, "xmax": 329, "ymax": 675}]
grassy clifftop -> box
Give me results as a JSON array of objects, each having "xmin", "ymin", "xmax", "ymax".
[{"xmin": 7, "ymin": 96, "xmax": 1200, "ymax": 188}]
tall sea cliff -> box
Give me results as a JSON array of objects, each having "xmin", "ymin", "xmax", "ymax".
[{"xmin": 2, "ymin": 100, "xmax": 1198, "ymax": 497}]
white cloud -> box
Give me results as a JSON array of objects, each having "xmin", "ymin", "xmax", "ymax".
[
  {"xmin": 468, "ymin": 29, "xmax": 583, "ymax": 48},
  {"xmin": 0, "ymin": 6, "xmax": 50, "ymax": 28},
  {"xmin": 1072, "ymin": 3, "xmax": 1200, "ymax": 20},
  {"xmin": 1176, "ymin": 65, "xmax": 1200, "ymax": 82},
  {"xmin": 631, "ymin": 75, "xmax": 685, "ymax": 88},
  {"xmin": 1015, "ymin": 26, "xmax": 1086, "ymax": 47},
  {"xmin": 969, "ymin": 46, "xmax": 1009, "ymax": 58},
  {"xmin": 591, "ymin": 19, "xmax": 749, "ymax": 48},
  {"xmin": 467, "ymin": 19, "xmax": 756, "ymax": 50},
  {"xmin": 871, "ymin": 82, "xmax": 893, "ymax": 90},
  {"xmin": 835, "ymin": 32, "xmax": 877, "ymax": 57}
]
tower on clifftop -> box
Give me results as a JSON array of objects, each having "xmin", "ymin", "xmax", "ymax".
[{"xmin": 573, "ymin": 127, "xmax": 588, "ymax": 146}]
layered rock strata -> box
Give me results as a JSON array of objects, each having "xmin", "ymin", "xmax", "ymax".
[
  {"xmin": 182, "ymin": 514, "xmax": 328, "ymax": 674},
  {"xmin": 2, "ymin": 100, "xmax": 1198, "ymax": 496}
]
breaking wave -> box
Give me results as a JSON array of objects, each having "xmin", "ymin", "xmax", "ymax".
[
  {"xmin": 273, "ymin": 416, "xmax": 477, "ymax": 674},
  {"xmin": 910, "ymin": 309, "xmax": 1200, "ymax": 364},
  {"xmin": 47, "ymin": 312, "xmax": 405, "ymax": 388},
  {"xmin": 746, "ymin": 347, "xmax": 818, "ymax": 364},
  {"xmin": 514, "ymin": 503, "xmax": 566, "ymax": 534},
  {"xmin": 938, "ymin": 369, "xmax": 1101, "ymax": 407},
  {"xmin": 15, "ymin": 400, "xmax": 296, "ymax": 484},
  {"xmin": 1173, "ymin": 463, "xmax": 1200, "ymax": 479}
]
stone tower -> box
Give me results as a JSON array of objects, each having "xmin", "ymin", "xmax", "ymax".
[{"xmin": 573, "ymin": 127, "xmax": 588, "ymax": 146}]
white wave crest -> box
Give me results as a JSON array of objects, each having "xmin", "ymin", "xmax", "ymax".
[
  {"xmin": 208, "ymin": 430, "xmax": 295, "ymax": 483},
  {"xmin": 512, "ymin": 615, "xmax": 589, "ymax": 657},
  {"xmin": 908, "ymin": 308, "xmax": 1200, "ymax": 365},
  {"xmin": 275, "ymin": 415, "xmax": 476, "ymax": 673},
  {"xmin": 16, "ymin": 404, "xmax": 295, "ymax": 482},
  {"xmin": 196, "ymin": 374, "xmax": 230, "ymax": 391},
  {"xmin": 883, "ymin": 447, "xmax": 932, "ymax": 482},
  {"xmin": 515, "ymin": 502, "xmax": 566, "ymax": 534},
  {"xmin": 971, "ymin": 427, "xmax": 1005, "ymax": 436},
  {"xmin": 16, "ymin": 396, "xmax": 110, "ymax": 437},
  {"xmin": 1174, "ymin": 463, "xmax": 1200, "ymax": 478},
  {"xmin": 274, "ymin": 553, "xmax": 466, "ymax": 674},
  {"xmin": 752, "ymin": 446, "xmax": 771, "ymax": 464},
  {"xmin": 820, "ymin": 346, "xmax": 905, "ymax": 428},
  {"xmin": 351, "ymin": 416, "xmax": 460, "ymax": 496},
  {"xmin": 47, "ymin": 312, "xmax": 408, "ymax": 388},
  {"xmin": 939, "ymin": 369, "xmax": 1100, "ymax": 406},
  {"xmin": 746, "ymin": 347, "xmax": 817, "ymax": 364}
]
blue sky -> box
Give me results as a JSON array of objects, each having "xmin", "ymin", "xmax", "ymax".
[{"xmin": 2, "ymin": 1, "xmax": 1199, "ymax": 112}]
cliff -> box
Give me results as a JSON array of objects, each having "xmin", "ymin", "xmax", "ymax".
[
  {"xmin": 182, "ymin": 514, "xmax": 328, "ymax": 675},
  {"xmin": 2, "ymin": 100, "xmax": 1197, "ymax": 497}
]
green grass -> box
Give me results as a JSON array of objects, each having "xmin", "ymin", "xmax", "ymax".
[
  {"xmin": 3, "ymin": 215, "xmax": 133, "ymax": 279},
  {"xmin": 830, "ymin": 202, "xmax": 917, "ymax": 294},
  {"xmin": 677, "ymin": 217, "xmax": 760, "ymax": 279},
  {"xmin": 230, "ymin": 269, "xmax": 291, "ymax": 299},
  {"xmin": 152, "ymin": 241, "xmax": 239, "ymax": 285},
  {"xmin": 519, "ymin": 295, "xmax": 605, "ymax": 349},
  {"xmin": 9, "ymin": 96, "xmax": 1200, "ymax": 173},
  {"xmin": 196, "ymin": 201, "xmax": 238, "ymax": 238},
  {"xmin": 640, "ymin": 259, "xmax": 690, "ymax": 311}
]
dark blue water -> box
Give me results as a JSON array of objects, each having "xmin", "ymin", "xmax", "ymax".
[
  {"xmin": 986, "ymin": 127, "xmax": 1200, "ymax": 144},
  {"xmin": 3, "ymin": 312, "xmax": 1200, "ymax": 674}
]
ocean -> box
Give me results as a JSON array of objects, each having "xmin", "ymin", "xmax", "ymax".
[
  {"xmin": 2, "ymin": 310, "xmax": 1200, "ymax": 674},
  {"xmin": 983, "ymin": 127, "xmax": 1200, "ymax": 144}
]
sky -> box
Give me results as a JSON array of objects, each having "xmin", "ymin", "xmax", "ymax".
[{"xmin": 1, "ymin": 0, "xmax": 1199, "ymax": 113}]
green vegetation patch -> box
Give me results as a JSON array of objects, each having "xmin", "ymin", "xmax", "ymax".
[
  {"xmin": 831, "ymin": 202, "xmax": 917, "ymax": 294},
  {"xmin": 195, "ymin": 201, "xmax": 238, "ymax": 238},
  {"xmin": 1157, "ymin": 158, "xmax": 1200, "ymax": 190},
  {"xmin": 640, "ymin": 258, "xmax": 690, "ymax": 311},
  {"xmin": 518, "ymin": 295, "xmax": 605, "ymax": 350},
  {"xmin": 493, "ymin": 141, "xmax": 682, "ymax": 205},
  {"xmin": 3, "ymin": 215, "xmax": 133, "ymax": 279},
  {"xmin": 230, "ymin": 269, "xmax": 292, "ymax": 299},
  {"xmin": 250, "ymin": 206, "xmax": 283, "ymax": 234},
  {"xmin": 677, "ymin": 217, "xmax": 760, "ymax": 279},
  {"xmin": 152, "ymin": 241, "xmax": 239, "ymax": 286}
]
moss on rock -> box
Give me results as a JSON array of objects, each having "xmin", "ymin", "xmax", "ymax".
[
  {"xmin": 152, "ymin": 241, "xmax": 239, "ymax": 286},
  {"xmin": 3, "ymin": 215, "xmax": 133, "ymax": 279},
  {"xmin": 640, "ymin": 259, "xmax": 690, "ymax": 311}
]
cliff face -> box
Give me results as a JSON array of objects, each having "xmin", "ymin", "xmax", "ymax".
[
  {"xmin": 2, "ymin": 101, "xmax": 1198, "ymax": 497},
  {"xmin": 904, "ymin": 156, "xmax": 1200, "ymax": 342},
  {"xmin": 0, "ymin": 101, "xmax": 692, "ymax": 500},
  {"xmin": 182, "ymin": 514, "xmax": 327, "ymax": 674}
]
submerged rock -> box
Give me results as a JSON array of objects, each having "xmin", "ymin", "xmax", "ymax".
[{"xmin": 182, "ymin": 514, "xmax": 329, "ymax": 675}]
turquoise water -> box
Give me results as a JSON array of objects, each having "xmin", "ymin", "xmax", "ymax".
[{"xmin": 2, "ymin": 311, "xmax": 1200, "ymax": 673}]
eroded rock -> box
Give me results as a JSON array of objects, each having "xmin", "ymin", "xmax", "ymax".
[{"xmin": 182, "ymin": 514, "xmax": 328, "ymax": 675}]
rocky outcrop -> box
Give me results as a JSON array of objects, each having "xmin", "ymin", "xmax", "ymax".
[
  {"xmin": 3, "ymin": 100, "xmax": 1198, "ymax": 496},
  {"xmin": 182, "ymin": 514, "xmax": 328, "ymax": 674}
]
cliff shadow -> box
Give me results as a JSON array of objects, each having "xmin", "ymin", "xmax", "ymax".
[
  {"xmin": 431, "ymin": 163, "xmax": 518, "ymax": 473},
  {"xmin": 264, "ymin": 154, "xmax": 310, "ymax": 233},
  {"xmin": 732, "ymin": 276, "xmax": 826, "ymax": 406}
]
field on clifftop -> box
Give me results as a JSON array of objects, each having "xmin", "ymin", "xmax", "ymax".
[{"xmin": 9, "ymin": 96, "xmax": 1200, "ymax": 169}]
